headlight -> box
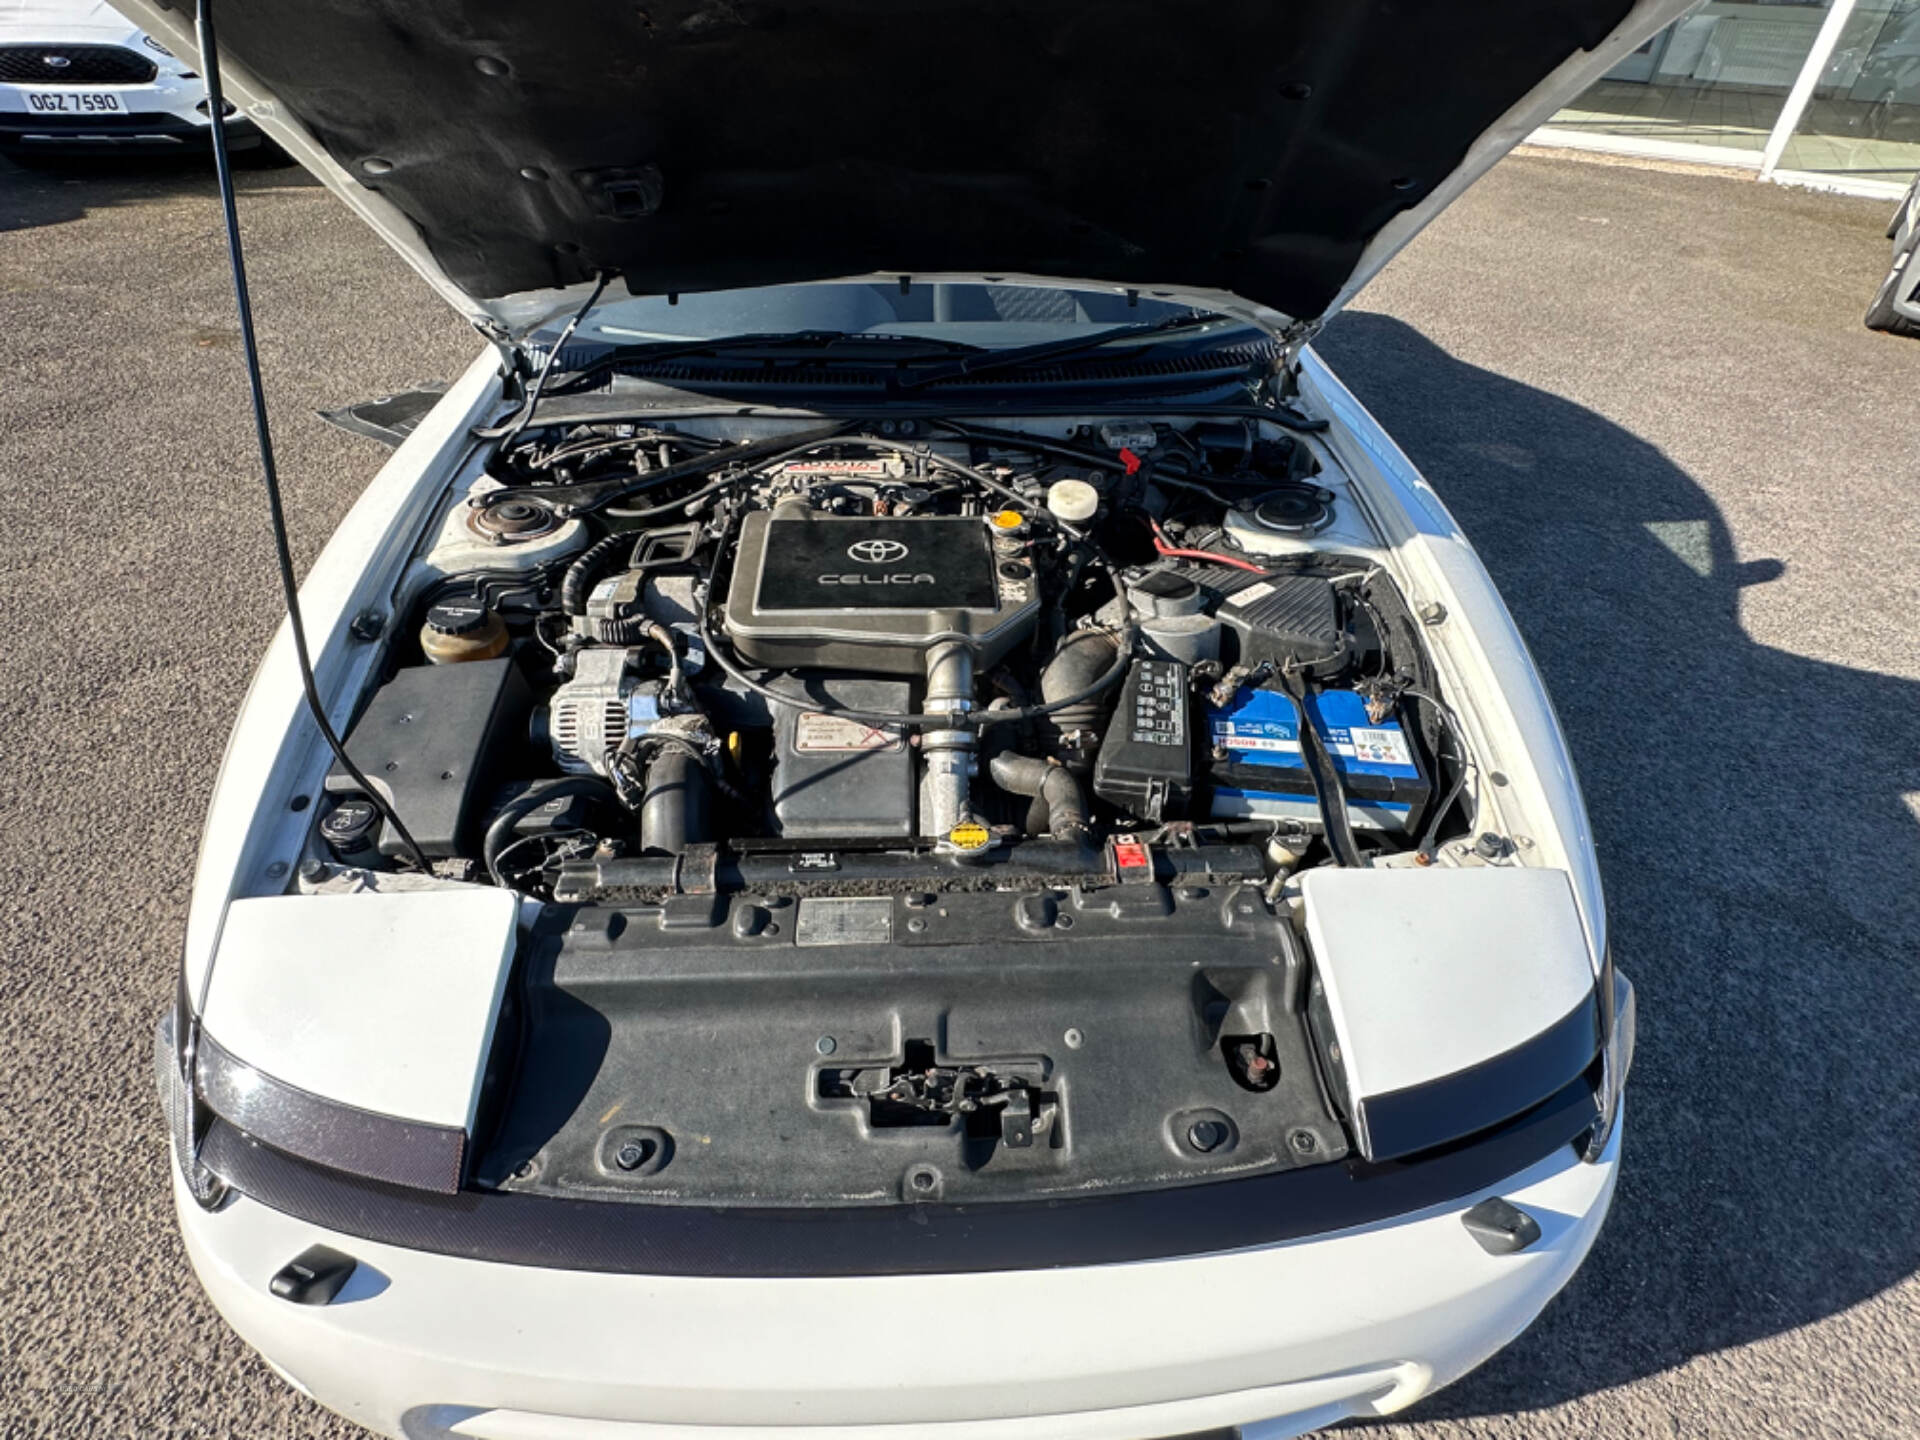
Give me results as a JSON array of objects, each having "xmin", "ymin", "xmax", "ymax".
[{"xmin": 1583, "ymin": 954, "xmax": 1636, "ymax": 1162}]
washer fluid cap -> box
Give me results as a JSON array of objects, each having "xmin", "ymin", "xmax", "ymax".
[{"xmin": 1047, "ymin": 479, "xmax": 1100, "ymax": 524}]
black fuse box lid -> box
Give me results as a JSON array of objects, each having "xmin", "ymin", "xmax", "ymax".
[{"xmin": 1092, "ymin": 658, "xmax": 1193, "ymax": 823}]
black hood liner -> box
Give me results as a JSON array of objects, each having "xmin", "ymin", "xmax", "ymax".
[{"xmin": 202, "ymin": 0, "xmax": 1633, "ymax": 318}]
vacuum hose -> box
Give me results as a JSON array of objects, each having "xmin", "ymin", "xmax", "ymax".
[{"xmin": 989, "ymin": 753, "xmax": 1090, "ymax": 843}]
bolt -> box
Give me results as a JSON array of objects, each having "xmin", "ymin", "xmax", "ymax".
[
  {"xmin": 1063, "ymin": 1027, "xmax": 1084, "ymax": 1050},
  {"xmin": 1289, "ymin": 1129, "xmax": 1319, "ymax": 1154},
  {"xmin": 1188, "ymin": 1120, "xmax": 1229, "ymax": 1153},
  {"xmin": 816, "ymin": 1035, "xmax": 837, "ymax": 1055},
  {"xmin": 513, "ymin": 1160, "xmax": 536, "ymax": 1179},
  {"xmin": 1418, "ymin": 601, "xmax": 1447, "ymax": 626},
  {"xmin": 614, "ymin": 1141, "xmax": 648, "ymax": 1171},
  {"xmin": 349, "ymin": 609, "xmax": 386, "ymax": 641},
  {"xmin": 298, "ymin": 858, "xmax": 328, "ymax": 884},
  {"xmin": 265, "ymin": 860, "xmax": 288, "ymax": 880},
  {"xmin": 906, "ymin": 917, "xmax": 927, "ymax": 933}
]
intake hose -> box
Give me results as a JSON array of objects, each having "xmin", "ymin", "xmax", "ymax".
[
  {"xmin": 989, "ymin": 753, "xmax": 1090, "ymax": 844},
  {"xmin": 639, "ymin": 745, "xmax": 711, "ymax": 856},
  {"xmin": 1035, "ymin": 628, "xmax": 1124, "ymax": 770},
  {"xmin": 560, "ymin": 532, "xmax": 631, "ymax": 617}
]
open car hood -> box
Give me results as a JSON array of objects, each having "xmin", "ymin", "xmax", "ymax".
[{"xmin": 123, "ymin": 0, "xmax": 1690, "ymax": 339}]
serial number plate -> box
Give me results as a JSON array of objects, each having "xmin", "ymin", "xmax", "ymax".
[
  {"xmin": 795, "ymin": 896, "xmax": 894, "ymax": 947},
  {"xmin": 24, "ymin": 91, "xmax": 125, "ymax": 114}
]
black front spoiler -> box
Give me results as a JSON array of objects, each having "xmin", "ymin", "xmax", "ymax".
[{"xmin": 183, "ymin": 1072, "xmax": 1598, "ymax": 1278}]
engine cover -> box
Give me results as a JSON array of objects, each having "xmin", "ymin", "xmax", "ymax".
[{"xmin": 725, "ymin": 512, "xmax": 1040, "ymax": 674}]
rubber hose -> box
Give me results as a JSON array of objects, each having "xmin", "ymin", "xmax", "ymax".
[
  {"xmin": 484, "ymin": 776, "xmax": 618, "ymax": 889},
  {"xmin": 640, "ymin": 747, "xmax": 711, "ymax": 856},
  {"xmin": 560, "ymin": 532, "xmax": 631, "ymax": 616},
  {"xmin": 989, "ymin": 752, "xmax": 1090, "ymax": 843},
  {"xmin": 1037, "ymin": 628, "xmax": 1123, "ymax": 767}
]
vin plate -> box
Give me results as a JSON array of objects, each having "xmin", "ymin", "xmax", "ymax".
[{"xmin": 795, "ymin": 896, "xmax": 894, "ymax": 947}]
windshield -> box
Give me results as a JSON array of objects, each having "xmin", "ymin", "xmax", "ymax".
[{"xmin": 579, "ymin": 282, "xmax": 1225, "ymax": 350}]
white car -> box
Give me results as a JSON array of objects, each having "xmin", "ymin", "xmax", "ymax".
[
  {"xmin": 0, "ymin": 0, "xmax": 263, "ymax": 156},
  {"xmin": 132, "ymin": 0, "xmax": 1688, "ymax": 1435},
  {"xmin": 1866, "ymin": 169, "xmax": 1920, "ymax": 338}
]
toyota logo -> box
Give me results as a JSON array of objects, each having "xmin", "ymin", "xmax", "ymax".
[
  {"xmin": 847, "ymin": 538, "xmax": 909, "ymax": 564},
  {"xmin": 43, "ymin": 54, "xmax": 71, "ymax": 67}
]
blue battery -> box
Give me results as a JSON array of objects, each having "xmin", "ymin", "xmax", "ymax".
[{"xmin": 1205, "ymin": 687, "xmax": 1430, "ymax": 832}]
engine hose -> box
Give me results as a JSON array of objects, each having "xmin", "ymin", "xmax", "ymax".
[
  {"xmin": 988, "ymin": 753, "xmax": 1090, "ymax": 843},
  {"xmin": 1036, "ymin": 628, "xmax": 1124, "ymax": 765},
  {"xmin": 560, "ymin": 532, "xmax": 632, "ymax": 616},
  {"xmin": 639, "ymin": 745, "xmax": 712, "ymax": 856},
  {"xmin": 483, "ymin": 776, "xmax": 619, "ymax": 889}
]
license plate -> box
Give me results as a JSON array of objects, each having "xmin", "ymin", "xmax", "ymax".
[{"xmin": 23, "ymin": 90, "xmax": 125, "ymax": 115}]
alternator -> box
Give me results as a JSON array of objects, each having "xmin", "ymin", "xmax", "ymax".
[{"xmin": 547, "ymin": 649, "xmax": 660, "ymax": 777}]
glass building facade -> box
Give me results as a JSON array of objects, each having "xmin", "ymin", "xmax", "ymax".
[{"xmin": 1539, "ymin": 0, "xmax": 1920, "ymax": 197}]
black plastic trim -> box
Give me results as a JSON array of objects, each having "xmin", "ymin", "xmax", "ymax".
[
  {"xmin": 196, "ymin": 1030, "xmax": 467, "ymax": 1195},
  {"xmin": 198, "ymin": 1077, "xmax": 1600, "ymax": 1278},
  {"xmin": 1355, "ymin": 996, "xmax": 1602, "ymax": 1163}
]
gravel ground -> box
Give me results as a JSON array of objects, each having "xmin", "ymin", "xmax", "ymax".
[{"xmin": 2, "ymin": 149, "xmax": 1917, "ymax": 1439}]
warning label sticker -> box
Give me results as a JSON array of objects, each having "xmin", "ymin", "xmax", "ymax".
[
  {"xmin": 1346, "ymin": 725, "xmax": 1414, "ymax": 767},
  {"xmin": 794, "ymin": 712, "xmax": 903, "ymax": 753}
]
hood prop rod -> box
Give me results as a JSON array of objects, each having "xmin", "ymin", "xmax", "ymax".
[{"xmin": 195, "ymin": 0, "xmax": 429, "ymax": 873}]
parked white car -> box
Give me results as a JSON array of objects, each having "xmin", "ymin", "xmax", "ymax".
[
  {"xmin": 0, "ymin": 0, "xmax": 263, "ymax": 156},
  {"xmin": 1866, "ymin": 168, "xmax": 1920, "ymax": 338},
  {"xmin": 130, "ymin": 0, "xmax": 1689, "ymax": 1435}
]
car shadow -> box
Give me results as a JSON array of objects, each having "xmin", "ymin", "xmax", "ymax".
[
  {"xmin": 1316, "ymin": 311, "xmax": 1920, "ymax": 1421},
  {"xmin": 0, "ymin": 147, "xmax": 311, "ymax": 233}
]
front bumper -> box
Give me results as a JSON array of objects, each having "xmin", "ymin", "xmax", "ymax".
[
  {"xmin": 0, "ymin": 82, "xmax": 258, "ymax": 149},
  {"xmin": 171, "ymin": 1115, "xmax": 1621, "ymax": 1440}
]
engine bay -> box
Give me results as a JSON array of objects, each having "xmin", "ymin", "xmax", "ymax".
[
  {"xmin": 295, "ymin": 409, "xmax": 1501, "ymax": 1204},
  {"xmin": 319, "ymin": 413, "xmax": 1469, "ymax": 890}
]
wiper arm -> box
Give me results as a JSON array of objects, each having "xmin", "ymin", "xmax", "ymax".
[{"xmin": 894, "ymin": 310, "xmax": 1230, "ymax": 391}]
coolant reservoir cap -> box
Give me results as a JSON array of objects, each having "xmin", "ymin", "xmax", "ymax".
[
  {"xmin": 990, "ymin": 508, "xmax": 1026, "ymax": 531},
  {"xmin": 1046, "ymin": 479, "xmax": 1099, "ymax": 524},
  {"xmin": 946, "ymin": 820, "xmax": 993, "ymax": 857},
  {"xmin": 425, "ymin": 597, "xmax": 493, "ymax": 636}
]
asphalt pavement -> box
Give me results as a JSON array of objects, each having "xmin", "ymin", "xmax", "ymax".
[{"xmin": 2, "ymin": 148, "xmax": 1917, "ymax": 1439}]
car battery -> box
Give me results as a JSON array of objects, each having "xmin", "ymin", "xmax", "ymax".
[
  {"xmin": 1092, "ymin": 658, "xmax": 1193, "ymax": 821},
  {"xmin": 1205, "ymin": 686, "xmax": 1429, "ymax": 833}
]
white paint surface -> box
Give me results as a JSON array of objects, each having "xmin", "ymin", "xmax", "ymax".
[
  {"xmin": 1301, "ymin": 866, "xmax": 1596, "ymax": 1101},
  {"xmin": 200, "ymin": 889, "xmax": 519, "ymax": 1129}
]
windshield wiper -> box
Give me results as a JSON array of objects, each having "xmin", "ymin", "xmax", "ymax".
[{"xmin": 893, "ymin": 310, "xmax": 1235, "ymax": 391}]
